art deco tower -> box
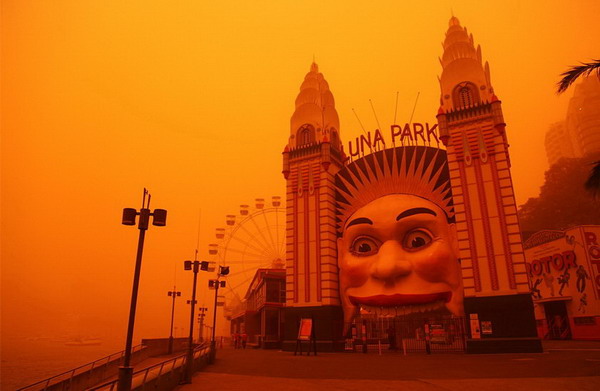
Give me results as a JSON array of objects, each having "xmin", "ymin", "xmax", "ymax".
[
  {"xmin": 281, "ymin": 63, "xmax": 345, "ymax": 350},
  {"xmin": 436, "ymin": 17, "xmax": 540, "ymax": 352}
]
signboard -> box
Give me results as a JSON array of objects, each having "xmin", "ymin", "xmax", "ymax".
[
  {"xmin": 429, "ymin": 324, "xmax": 447, "ymax": 343},
  {"xmin": 469, "ymin": 313, "xmax": 481, "ymax": 339},
  {"xmin": 346, "ymin": 122, "xmax": 440, "ymax": 157},
  {"xmin": 297, "ymin": 318, "xmax": 313, "ymax": 341},
  {"xmin": 524, "ymin": 226, "xmax": 600, "ymax": 318},
  {"xmin": 584, "ymin": 230, "xmax": 600, "ymax": 299},
  {"xmin": 481, "ymin": 321, "xmax": 493, "ymax": 335},
  {"xmin": 345, "ymin": 338, "xmax": 354, "ymax": 351},
  {"xmin": 294, "ymin": 318, "xmax": 317, "ymax": 356}
]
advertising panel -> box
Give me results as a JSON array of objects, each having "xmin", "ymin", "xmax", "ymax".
[{"xmin": 524, "ymin": 226, "xmax": 600, "ymax": 339}]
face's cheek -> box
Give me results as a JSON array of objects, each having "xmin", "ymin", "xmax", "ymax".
[
  {"xmin": 338, "ymin": 241, "xmax": 371, "ymax": 289},
  {"xmin": 412, "ymin": 241, "xmax": 460, "ymax": 287},
  {"xmin": 338, "ymin": 236, "xmax": 371, "ymax": 329}
]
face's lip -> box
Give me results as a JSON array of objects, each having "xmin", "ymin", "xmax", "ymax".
[{"xmin": 349, "ymin": 292, "xmax": 452, "ymax": 307}]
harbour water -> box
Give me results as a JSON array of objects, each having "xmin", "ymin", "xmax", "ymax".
[{"xmin": 1, "ymin": 336, "xmax": 124, "ymax": 390}]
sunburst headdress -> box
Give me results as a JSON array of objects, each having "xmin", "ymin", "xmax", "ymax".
[{"xmin": 335, "ymin": 146, "xmax": 455, "ymax": 232}]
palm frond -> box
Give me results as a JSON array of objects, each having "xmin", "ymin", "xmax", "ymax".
[
  {"xmin": 585, "ymin": 161, "xmax": 600, "ymax": 199},
  {"xmin": 557, "ymin": 59, "xmax": 600, "ymax": 94}
]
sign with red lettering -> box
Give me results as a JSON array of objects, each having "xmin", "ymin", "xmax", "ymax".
[
  {"xmin": 297, "ymin": 318, "xmax": 313, "ymax": 341},
  {"xmin": 584, "ymin": 230, "xmax": 600, "ymax": 299},
  {"xmin": 525, "ymin": 250, "xmax": 577, "ymax": 277}
]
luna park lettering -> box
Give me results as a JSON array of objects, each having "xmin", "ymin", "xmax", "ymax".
[{"xmin": 347, "ymin": 123, "xmax": 439, "ymax": 157}]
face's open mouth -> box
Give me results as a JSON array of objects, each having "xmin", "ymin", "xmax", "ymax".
[{"xmin": 349, "ymin": 292, "xmax": 451, "ymax": 316}]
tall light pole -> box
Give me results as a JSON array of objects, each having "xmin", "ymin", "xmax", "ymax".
[
  {"xmin": 208, "ymin": 265, "xmax": 229, "ymax": 363},
  {"xmin": 118, "ymin": 189, "xmax": 167, "ymax": 391},
  {"xmin": 182, "ymin": 257, "xmax": 211, "ymax": 384},
  {"xmin": 167, "ymin": 287, "xmax": 181, "ymax": 354}
]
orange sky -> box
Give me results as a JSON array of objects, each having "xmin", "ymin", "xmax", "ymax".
[{"xmin": 2, "ymin": 0, "xmax": 599, "ymax": 347}]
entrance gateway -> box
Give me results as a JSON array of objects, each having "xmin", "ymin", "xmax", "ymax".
[{"xmin": 279, "ymin": 16, "xmax": 541, "ymax": 354}]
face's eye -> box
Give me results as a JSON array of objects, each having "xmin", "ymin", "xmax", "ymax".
[
  {"xmin": 350, "ymin": 237, "xmax": 379, "ymax": 256},
  {"xmin": 403, "ymin": 230, "xmax": 433, "ymax": 251}
]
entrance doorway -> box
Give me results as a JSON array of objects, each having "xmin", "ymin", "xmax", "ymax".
[{"xmin": 543, "ymin": 301, "xmax": 571, "ymax": 340}]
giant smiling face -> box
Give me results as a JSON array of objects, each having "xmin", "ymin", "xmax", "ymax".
[{"xmin": 338, "ymin": 193, "xmax": 464, "ymax": 330}]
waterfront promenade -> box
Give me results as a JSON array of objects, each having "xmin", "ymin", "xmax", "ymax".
[{"xmin": 175, "ymin": 340, "xmax": 600, "ymax": 391}]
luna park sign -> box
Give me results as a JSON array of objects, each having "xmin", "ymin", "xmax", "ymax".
[{"xmin": 347, "ymin": 123, "xmax": 440, "ymax": 158}]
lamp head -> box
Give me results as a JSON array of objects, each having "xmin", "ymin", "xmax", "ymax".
[
  {"xmin": 122, "ymin": 208, "xmax": 137, "ymax": 225},
  {"xmin": 152, "ymin": 209, "xmax": 167, "ymax": 226},
  {"xmin": 219, "ymin": 266, "xmax": 230, "ymax": 276}
]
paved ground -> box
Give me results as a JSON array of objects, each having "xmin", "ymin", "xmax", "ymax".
[{"xmin": 175, "ymin": 340, "xmax": 600, "ymax": 391}]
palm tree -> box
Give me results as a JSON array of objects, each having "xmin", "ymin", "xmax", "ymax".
[
  {"xmin": 585, "ymin": 160, "xmax": 600, "ymax": 199},
  {"xmin": 556, "ymin": 59, "xmax": 600, "ymax": 93},
  {"xmin": 557, "ymin": 59, "xmax": 600, "ymax": 199}
]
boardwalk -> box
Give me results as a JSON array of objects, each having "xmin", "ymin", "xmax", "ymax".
[{"xmin": 175, "ymin": 341, "xmax": 600, "ymax": 391}]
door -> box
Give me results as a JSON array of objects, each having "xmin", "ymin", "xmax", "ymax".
[{"xmin": 543, "ymin": 301, "xmax": 571, "ymax": 340}]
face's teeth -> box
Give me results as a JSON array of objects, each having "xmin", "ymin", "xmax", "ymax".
[{"xmin": 358, "ymin": 301, "xmax": 446, "ymax": 316}]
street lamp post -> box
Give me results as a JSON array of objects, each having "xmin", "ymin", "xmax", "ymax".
[
  {"xmin": 208, "ymin": 265, "xmax": 229, "ymax": 363},
  {"xmin": 167, "ymin": 287, "xmax": 181, "ymax": 354},
  {"xmin": 182, "ymin": 258, "xmax": 210, "ymax": 384},
  {"xmin": 118, "ymin": 189, "xmax": 167, "ymax": 391}
]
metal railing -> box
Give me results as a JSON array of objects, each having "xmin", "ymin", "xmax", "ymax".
[
  {"xmin": 88, "ymin": 343, "xmax": 212, "ymax": 391},
  {"xmin": 17, "ymin": 344, "xmax": 146, "ymax": 391}
]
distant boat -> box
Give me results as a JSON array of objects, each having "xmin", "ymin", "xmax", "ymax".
[{"xmin": 65, "ymin": 337, "xmax": 102, "ymax": 346}]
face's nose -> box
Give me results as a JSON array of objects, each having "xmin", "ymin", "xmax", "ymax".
[{"xmin": 370, "ymin": 240, "xmax": 412, "ymax": 283}]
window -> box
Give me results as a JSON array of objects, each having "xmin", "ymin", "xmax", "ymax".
[
  {"xmin": 331, "ymin": 129, "xmax": 339, "ymax": 147},
  {"xmin": 453, "ymin": 82, "xmax": 480, "ymax": 109},
  {"xmin": 298, "ymin": 124, "xmax": 315, "ymax": 146},
  {"xmin": 459, "ymin": 86, "xmax": 473, "ymax": 107}
]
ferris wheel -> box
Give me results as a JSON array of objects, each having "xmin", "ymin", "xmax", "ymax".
[{"xmin": 208, "ymin": 196, "xmax": 286, "ymax": 318}]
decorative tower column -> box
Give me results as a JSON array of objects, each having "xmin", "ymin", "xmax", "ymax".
[
  {"xmin": 436, "ymin": 17, "xmax": 541, "ymax": 353},
  {"xmin": 281, "ymin": 62, "xmax": 346, "ymax": 351}
]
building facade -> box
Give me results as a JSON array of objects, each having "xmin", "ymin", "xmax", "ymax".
[
  {"xmin": 545, "ymin": 75, "xmax": 600, "ymax": 165},
  {"xmin": 230, "ymin": 269, "xmax": 286, "ymax": 348},
  {"xmin": 524, "ymin": 226, "xmax": 600, "ymax": 340},
  {"xmin": 435, "ymin": 16, "xmax": 538, "ymax": 352},
  {"xmin": 281, "ymin": 17, "xmax": 540, "ymax": 352},
  {"xmin": 281, "ymin": 63, "xmax": 346, "ymax": 350},
  {"xmin": 545, "ymin": 121, "xmax": 580, "ymax": 167}
]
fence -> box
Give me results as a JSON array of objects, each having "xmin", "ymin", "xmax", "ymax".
[
  {"xmin": 347, "ymin": 315, "xmax": 467, "ymax": 354},
  {"xmin": 17, "ymin": 344, "xmax": 146, "ymax": 391},
  {"xmin": 88, "ymin": 343, "xmax": 212, "ymax": 391}
]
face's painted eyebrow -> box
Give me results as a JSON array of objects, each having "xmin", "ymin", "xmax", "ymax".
[
  {"xmin": 346, "ymin": 217, "xmax": 373, "ymax": 229},
  {"xmin": 396, "ymin": 207, "xmax": 437, "ymax": 221}
]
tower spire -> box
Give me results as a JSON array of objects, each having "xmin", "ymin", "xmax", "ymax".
[
  {"xmin": 289, "ymin": 62, "xmax": 340, "ymax": 149},
  {"xmin": 438, "ymin": 15, "xmax": 493, "ymax": 112}
]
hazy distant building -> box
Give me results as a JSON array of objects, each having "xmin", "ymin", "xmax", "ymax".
[
  {"xmin": 545, "ymin": 76, "xmax": 600, "ymax": 165},
  {"xmin": 567, "ymin": 76, "xmax": 600, "ymax": 157},
  {"xmin": 545, "ymin": 122, "xmax": 579, "ymax": 166}
]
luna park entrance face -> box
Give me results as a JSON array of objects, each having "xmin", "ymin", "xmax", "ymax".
[{"xmin": 346, "ymin": 315, "xmax": 467, "ymax": 354}]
